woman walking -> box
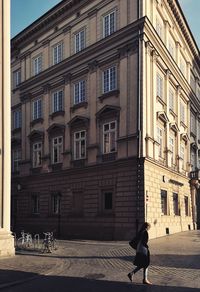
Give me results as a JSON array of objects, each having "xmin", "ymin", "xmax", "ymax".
[{"xmin": 127, "ymin": 222, "xmax": 152, "ymax": 285}]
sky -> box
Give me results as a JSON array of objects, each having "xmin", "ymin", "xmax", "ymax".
[{"xmin": 11, "ymin": 0, "xmax": 200, "ymax": 49}]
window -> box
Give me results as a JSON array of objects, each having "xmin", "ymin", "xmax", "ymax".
[
  {"xmin": 103, "ymin": 11, "xmax": 116, "ymax": 38},
  {"xmin": 173, "ymin": 193, "xmax": 179, "ymax": 215},
  {"xmin": 103, "ymin": 121, "xmax": 117, "ymax": 154},
  {"xmin": 168, "ymin": 38, "xmax": 175, "ymax": 58},
  {"xmin": 169, "ymin": 88, "xmax": 174, "ymax": 111},
  {"xmin": 180, "ymin": 103, "xmax": 185, "ymax": 123},
  {"xmin": 157, "ymin": 127, "xmax": 163, "ymax": 157},
  {"xmin": 75, "ymin": 29, "xmax": 85, "ymax": 53},
  {"xmin": 51, "ymin": 193, "xmax": 61, "ymax": 214},
  {"xmin": 169, "ymin": 136, "xmax": 175, "ymax": 164},
  {"xmin": 190, "ymin": 72, "xmax": 196, "ymax": 93},
  {"xmin": 156, "ymin": 18, "xmax": 163, "ymax": 39},
  {"xmin": 156, "ymin": 73, "xmax": 163, "ymax": 99},
  {"xmin": 13, "ymin": 69, "xmax": 21, "ymax": 87},
  {"xmin": 74, "ymin": 80, "xmax": 86, "ymax": 104},
  {"xmin": 72, "ymin": 191, "xmax": 83, "ymax": 215},
  {"xmin": 74, "ymin": 130, "xmax": 86, "ymax": 160},
  {"xmin": 33, "ymin": 55, "xmax": 42, "ymax": 75},
  {"xmin": 190, "ymin": 112, "xmax": 196, "ymax": 134},
  {"xmin": 180, "ymin": 144, "xmax": 185, "ymax": 160},
  {"xmin": 103, "ymin": 191, "xmax": 113, "ymax": 211},
  {"xmin": 33, "ymin": 142, "xmax": 42, "ymax": 168},
  {"xmin": 184, "ymin": 196, "xmax": 189, "ymax": 216},
  {"xmin": 31, "ymin": 195, "xmax": 40, "ymax": 214},
  {"xmin": 32, "ymin": 99, "xmax": 42, "ymax": 120},
  {"xmin": 161, "ymin": 190, "xmax": 167, "ymax": 215},
  {"xmin": 12, "ymin": 149, "xmax": 21, "ymax": 172},
  {"xmin": 13, "ymin": 109, "xmax": 22, "ymax": 129},
  {"xmin": 180, "ymin": 57, "xmax": 186, "ymax": 76},
  {"xmin": 103, "ymin": 66, "xmax": 116, "ymax": 93},
  {"xmin": 52, "ymin": 136, "xmax": 63, "ymax": 164},
  {"xmin": 53, "ymin": 43, "xmax": 63, "ymax": 65},
  {"xmin": 191, "ymin": 150, "xmax": 196, "ymax": 171},
  {"xmin": 52, "ymin": 90, "xmax": 63, "ymax": 112}
]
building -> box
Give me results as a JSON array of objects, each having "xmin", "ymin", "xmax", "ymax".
[
  {"xmin": 0, "ymin": 0, "xmax": 15, "ymax": 256},
  {"xmin": 11, "ymin": 0, "xmax": 200, "ymax": 240}
]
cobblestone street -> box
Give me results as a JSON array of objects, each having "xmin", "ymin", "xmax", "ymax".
[{"xmin": 0, "ymin": 230, "xmax": 199, "ymax": 291}]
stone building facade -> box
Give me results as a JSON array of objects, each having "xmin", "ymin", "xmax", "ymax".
[{"xmin": 11, "ymin": 0, "xmax": 200, "ymax": 240}]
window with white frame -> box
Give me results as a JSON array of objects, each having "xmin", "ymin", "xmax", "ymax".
[
  {"xmin": 169, "ymin": 88, "xmax": 174, "ymax": 111},
  {"xmin": 173, "ymin": 193, "xmax": 179, "ymax": 215},
  {"xmin": 53, "ymin": 43, "xmax": 63, "ymax": 65},
  {"xmin": 74, "ymin": 80, "xmax": 86, "ymax": 104},
  {"xmin": 52, "ymin": 90, "xmax": 63, "ymax": 113},
  {"xmin": 33, "ymin": 142, "xmax": 42, "ymax": 168},
  {"xmin": 156, "ymin": 17, "xmax": 163, "ymax": 39},
  {"xmin": 180, "ymin": 57, "xmax": 186, "ymax": 76},
  {"xmin": 168, "ymin": 38, "xmax": 175, "ymax": 58},
  {"xmin": 103, "ymin": 121, "xmax": 117, "ymax": 154},
  {"xmin": 157, "ymin": 127, "xmax": 163, "ymax": 157},
  {"xmin": 33, "ymin": 55, "xmax": 42, "ymax": 75},
  {"xmin": 103, "ymin": 10, "xmax": 116, "ymax": 38},
  {"xmin": 74, "ymin": 130, "xmax": 86, "ymax": 160},
  {"xmin": 13, "ymin": 109, "xmax": 22, "ymax": 129},
  {"xmin": 52, "ymin": 136, "xmax": 63, "ymax": 164},
  {"xmin": 31, "ymin": 194, "xmax": 40, "ymax": 214},
  {"xmin": 180, "ymin": 144, "xmax": 185, "ymax": 160},
  {"xmin": 156, "ymin": 73, "xmax": 163, "ymax": 99},
  {"xmin": 51, "ymin": 193, "xmax": 61, "ymax": 214},
  {"xmin": 12, "ymin": 149, "xmax": 21, "ymax": 172},
  {"xmin": 32, "ymin": 99, "xmax": 42, "ymax": 120},
  {"xmin": 180, "ymin": 102, "xmax": 185, "ymax": 123},
  {"xmin": 169, "ymin": 135, "xmax": 175, "ymax": 164},
  {"xmin": 103, "ymin": 66, "xmax": 116, "ymax": 94},
  {"xmin": 75, "ymin": 29, "xmax": 85, "ymax": 53},
  {"xmin": 161, "ymin": 190, "xmax": 168, "ymax": 215},
  {"xmin": 13, "ymin": 69, "xmax": 21, "ymax": 87}
]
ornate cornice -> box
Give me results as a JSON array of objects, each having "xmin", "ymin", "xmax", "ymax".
[{"xmin": 167, "ymin": 0, "xmax": 200, "ymax": 66}]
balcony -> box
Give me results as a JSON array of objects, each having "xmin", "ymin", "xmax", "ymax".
[{"xmin": 189, "ymin": 169, "xmax": 200, "ymax": 180}]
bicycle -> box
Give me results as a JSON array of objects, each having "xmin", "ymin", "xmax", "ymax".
[
  {"xmin": 42, "ymin": 232, "xmax": 57, "ymax": 253},
  {"xmin": 17, "ymin": 230, "xmax": 33, "ymax": 249}
]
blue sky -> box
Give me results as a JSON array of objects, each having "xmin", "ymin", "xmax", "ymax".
[{"xmin": 11, "ymin": 0, "xmax": 200, "ymax": 49}]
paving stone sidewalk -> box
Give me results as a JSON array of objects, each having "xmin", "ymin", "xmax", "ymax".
[{"xmin": 0, "ymin": 230, "xmax": 199, "ymax": 291}]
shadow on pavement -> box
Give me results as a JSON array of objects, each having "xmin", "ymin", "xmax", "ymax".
[
  {"xmin": 0, "ymin": 270, "xmax": 199, "ymax": 292},
  {"xmin": 16, "ymin": 251, "xmax": 200, "ymax": 270}
]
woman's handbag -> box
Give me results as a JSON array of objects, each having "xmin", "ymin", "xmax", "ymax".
[{"xmin": 129, "ymin": 236, "xmax": 139, "ymax": 250}]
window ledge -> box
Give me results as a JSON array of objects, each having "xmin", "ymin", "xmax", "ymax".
[
  {"xmin": 71, "ymin": 159, "xmax": 86, "ymax": 168},
  {"xmin": 98, "ymin": 89, "xmax": 119, "ymax": 102},
  {"xmin": 70, "ymin": 101, "xmax": 88, "ymax": 112},
  {"xmin": 100, "ymin": 152, "xmax": 117, "ymax": 162},
  {"xmin": 156, "ymin": 95, "xmax": 166, "ymax": 106},
  {"xmin": 30, "ymin": 118, "xmax": 44, "ymax": 127},
  {"xmin": 12, "ymin": 127, "xmax": 22, "ymax": 134},
  {"xmin": 169, "ymin": 109, "xmax": 177, "ymax": 118},
  {"xmin": 50, "ymin": 163, "xmax": 63, "ymax": 171},
  {"xmin": 30, "ymin": 167, "xmax": 42, "ymax": 174},
  {"xmin": 49, "ymin": 110, "xmax": 65, "ymax": 119}
]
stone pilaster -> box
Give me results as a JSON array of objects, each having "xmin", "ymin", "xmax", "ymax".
[{"xmin": 0, "ymin": 0, "xmax": 15, "ymax": 256}]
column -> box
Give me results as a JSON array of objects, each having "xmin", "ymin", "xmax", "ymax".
[{"xmin": 0, "ymin": 0, "xmax": 15, "ymax": 256}]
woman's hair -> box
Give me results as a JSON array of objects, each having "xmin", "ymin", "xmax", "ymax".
[{"xmin": 139, "ymin": 222, "xmax": 151, "ymax": 233}]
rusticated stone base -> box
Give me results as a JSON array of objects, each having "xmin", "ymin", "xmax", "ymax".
[{"xmin": 0, "ymin": 230, "xmax": 15, "ymax": 257}]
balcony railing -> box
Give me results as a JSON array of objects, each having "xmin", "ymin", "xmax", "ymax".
[{"xmin": 189, "ymin": 169, "xmax": 200, "ymax": 180}]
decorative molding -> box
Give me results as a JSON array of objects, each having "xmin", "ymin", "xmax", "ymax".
[
  {"xmin": 62, "ymin": 73, "xmax": 72, "ymax": 85},
  {"xmin": 157, "ymin": 111, "xmax": 169, "ymax": 124},
  {"xmin": 88, "ymin": 60, "xmax": 98, "ymax": 72}
]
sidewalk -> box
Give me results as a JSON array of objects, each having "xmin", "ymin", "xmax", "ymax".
[{"xmin": 0, "ymin": 230, "xmax": 199, "ymax": 291}]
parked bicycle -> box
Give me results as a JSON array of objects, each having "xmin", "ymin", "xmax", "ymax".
[
  {"xmin": 41, "ymin": 232, "xmax": 57, "ymax": 253},
  {"xmin": 17, "ymin": 230, "xmax": 33, "ymax": 249}
]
